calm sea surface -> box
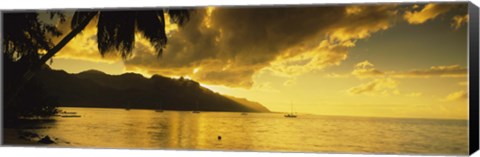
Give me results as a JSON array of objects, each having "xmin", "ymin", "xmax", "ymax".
[{"xmin": 16, "ymin": 107, "xmax": 468, "ymax": 155}]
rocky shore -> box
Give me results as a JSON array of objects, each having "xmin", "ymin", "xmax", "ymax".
[{"xmin": 3, "ymin": 129, "xmax": 57, "ymax": 145}]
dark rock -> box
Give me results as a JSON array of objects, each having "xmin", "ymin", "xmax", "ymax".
[{"xmin": 38, "ymin": 135, "xmax": 55, "ymax": 144}]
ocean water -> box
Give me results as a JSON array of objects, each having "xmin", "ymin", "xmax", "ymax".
[{"xmin": 11, "ymin": 107, "xmax": 469, "ymax": 155}]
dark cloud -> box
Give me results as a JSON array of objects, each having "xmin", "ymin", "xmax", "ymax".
[{"xmin": 124, "ymin": 5, "xmax": 398, "ymax": 88}]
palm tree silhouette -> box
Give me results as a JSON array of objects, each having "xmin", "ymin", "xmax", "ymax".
[
  {"xmin": 3, "ymin": 12, "xmax": 65, "ymax": 118},
  {"xmin": 42, "ymin": 9, "xmax": 190, "ymax": 64},
  {"xmin": 4, "ymin": 9, "xmax": 191, "ymax": 108}
]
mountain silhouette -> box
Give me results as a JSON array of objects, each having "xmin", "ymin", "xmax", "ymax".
[{"xmin": 35, "ymin": 67, "xmax": 270, "ymax": 112}]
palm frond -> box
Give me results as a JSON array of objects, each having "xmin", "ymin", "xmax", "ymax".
[
  {"xmin": 3, "ymin": 13, "xmax": 56, "ymax": 62},
  {"xmin": 167, "ymin": 9, "xmax": 191, "ymax": 26},
  {"xmin": 71, "ymin": 11, "xmax": 98, "ymax": 30},
  {"xmin": 97, "ymin": 11, "xmax": 135, "ymax": 58},
  {"xmin": 48, "ymin": 11, "xmax": 66, "ymax": 23},
  {"xmin": 136, "ymin": 11, "xmax": 167, "ymax": 56}
]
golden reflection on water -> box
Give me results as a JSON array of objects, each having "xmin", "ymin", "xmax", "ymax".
[{"xmin": 22, "ymin": 107, "xmax": 468, "ymax": 155}]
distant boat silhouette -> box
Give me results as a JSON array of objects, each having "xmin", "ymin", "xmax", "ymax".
[
  {"xmin": 60, "ymin": 111, "xmax": 77, "ymax": 114},
  {"xmin": 57, "ymin": 110, "xmax": 81, "ymax": 118},
  {"xmin": 125, "ymin": 102, "xmax": 132, "ymax": 111},
  {"xmin": 155, "ymin": 103, "xmax": 164, "ymax": 112},
  {"xmin": 61, "ymin": 115, "xmax": 81, "ymax": 118},
  {"xmin": 284, "ymin": 102, "xmax": 297, "ymax": 118},
  {"xmin": 241, "ymin": 112, "xmax": 248, "ymax": 115},
  {"xmin": 284, "ymin": 113, "xmax": 297, "ymax": 118},
  {"xmin": 192, "ymin": 101, "xmax": 200, "ymax": 113}
]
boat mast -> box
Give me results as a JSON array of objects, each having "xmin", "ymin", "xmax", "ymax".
[{"xmin": 290, "ymin": 101, "xmax": 293, "ymax": 114}]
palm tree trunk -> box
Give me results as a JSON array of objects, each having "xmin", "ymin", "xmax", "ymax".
[
  {"xmin": 5, "ymin": 12, "xmax": 97, "ymax": 108},
  {"xmin": 38, "ymin": 12, "xmax": 97, "ymax": 66}
]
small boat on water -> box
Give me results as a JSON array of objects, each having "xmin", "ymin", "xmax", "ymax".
[
  {"xmin": 61, "ymin": 115, "xmax": 82, "ymax": 118},
  {"xmin": 62, "ymin": 111, "xmax": 77, "ymax": 114},
  {"xmin": 192, "ymin": 101, "xmax": 200, "ymax": 114},
  {"xmin": 284, "ymin": 102, "xmax": 297, "ymax": 118},
  {"xmin": 241, "ymin": 112, "xmax": 248, "ymax": 115},
  {"xmin": 284, "ymin": 113, "xmax": 297, "ymax": 118},
  {"xmin": 125, "ymin": 103, "xmax": 133, "ymax": 111},
  {"xmin": 155, "ymin": 103, "xmax": 164, "ymax": 112},
  {"xmin": 57, "ymin": 110, "xmax": 82, "ymax": 118}
]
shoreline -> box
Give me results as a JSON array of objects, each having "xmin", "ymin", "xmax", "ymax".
[{"xmin": 3, "ymin": 128, "xmax": 54, "ymax": 146}]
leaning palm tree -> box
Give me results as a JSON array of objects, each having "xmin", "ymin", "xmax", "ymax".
[
  {"xmin": 5, "ymin": 9, "xmax": 191, "ymax": 107},
  {"xmin": 3, "ymin": 12, "xmax": 65, "ymax": 115},
  {"xmin": 41, "ymin": 9, "xmax": 190, "ymax": 64}
]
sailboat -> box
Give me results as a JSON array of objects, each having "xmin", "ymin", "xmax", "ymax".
[
  {"xmin": 155, "ymin": 102, "xmax": 164, "ymax": 112},
  {"xmin": 284, "ymin": 102, "xmax": 297, "ymax": 118},
  {"xmin": 125, "ymin": 104, "xmax": 131, "ymax": 111},
  {"xmin": 192, "ymin": 101, "xmax": 200, "ymax": 113}
]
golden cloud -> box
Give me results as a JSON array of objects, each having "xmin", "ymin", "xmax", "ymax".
[
  {"xmin": 43, "ymin": 4, "xmax": 464, "ymax": 88},
  {"xmin": 451, "ymin": 14, "xmax": 468, "ymax": 30},
  {"xmin": 348, "ymin": 77, "xmax": 400, "ymax": 95},
  {"xmin": 351, "ymin": 60, "xmax": 384, "ymax": 78},
  {"xmin": 395, "ymin": 65, "xmax": 467, "ymax": 78},
  {"xmin": 265, "ymin": 40, "xmax": 349, "ymax": 78},
  {"xmin": 443, "ymin": 90, "xmax": 467, "ymax": 101},
  {"xmin": 123, "ymin": 5, "xmax": 399, "ymax": 88},
  {"xmin": 403, "ymin": 3, "xmax": 456, "ymax": 24},
  {"xmin": 324, "ymin": 73, "xmax": 349, "ymax": 78},
  {"xmin": 351, "ymin": 61, "xmax": 467, "ymax": 78},
  {"xmin": 329, "ymin": 5, "xmax": 395, "ymax": 42}
]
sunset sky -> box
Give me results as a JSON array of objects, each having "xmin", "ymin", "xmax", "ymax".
[{"xmin": 44, "ymin": 3, "xmax": 469, "ymax": 119}]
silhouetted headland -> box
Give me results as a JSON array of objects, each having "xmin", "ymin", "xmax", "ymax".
[{"xmin": 35, "ymin": 67, "xmax": 270, "ymax": 112}]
